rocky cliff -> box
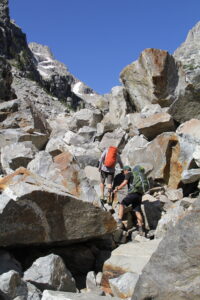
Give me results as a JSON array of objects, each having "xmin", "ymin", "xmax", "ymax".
[{"xmin": 1, "ymin": 0, "xmax": 200, "ymax": 299}]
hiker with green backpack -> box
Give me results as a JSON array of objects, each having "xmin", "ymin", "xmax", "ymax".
[{"xmin": 113, "ymin": 165, "xmax": 150, "ymax": 235}]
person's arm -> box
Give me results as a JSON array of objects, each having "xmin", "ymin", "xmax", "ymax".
[
  {"xmin": 98, "ymin": 150, "xmax": 106, "ymax": 171},
  {"xmin": 113, "ymin": 179, "xmax": 128, "ymax": 192},
  {"xmin": 117, "ymin": 155, "xmax": 124, "ymax": 170}
]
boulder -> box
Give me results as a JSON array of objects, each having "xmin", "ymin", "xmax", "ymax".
[
  {"xmin": 132, "ymin": 198, "xmax": 200, "ymax": 300},
  {"xmin": 193, "ymin": 146, "xmax": 200, "ymax": 167},
  {"xmin": 0, "ymin": 270, "xmax": 41, "ymax": 300},
  {"xmin": 24, "ymin": 254, "xmax": 76, "ymax": 292},
  {"xmin": 0, "ymin": 99, "xmax": 18, "ymax": 122},
  {"xmin": 28, "ymin": 151, "xmax": 99, "ymax": 203},
  {"xmin": 99, "ymin": 128, "xmax": 127, "ymax": 151},
  {"xmin": 109, "ymin": 272, "xmax": 139, "ymax": 299},
  {"xmin": 121, "ymin": 135, "xmax": 149, "ymax": 166},
  {"xmin": 181, "ymin": 169, "xmax": 200, "ymax": 184},
  {"xmin": 1, "ymin": 142, "xmax": 37, "ymax": 174},
  {"xmin": 134, "ymin": 112, "xmax": 175, "ymax": 140},
  {"xmin": 120, "ymin": 48, "xmax": 178, "ymax": 111},
  {"xmin": 176, "ymin": 119, "xmax": 200, "ymax": 142},
  {"xmin": 41, "ymin": 290, "xmax": 120, "ymax": 300},
  {"xmin": 0, "ymin": 167, "xmax": 116, "ymax": 247},
  {"xmin": 107, "ymin": 86, "xmax": 129, "ymax": 125},
  {"xmin": 155, "ymin": 202, "xmax": 186, "ymax": 239},
  {"xmin": 102, "ymin": 239, "xmax": 161, "ymax": 289},
  {"xmin": 68, "ymin": 109, "xmax": 102, "ymax": 131},
  {"xmin": 140, "ymin": 103, "xmax": 163, "ymax": 118},
  {"xmin": 170, "ymin": 21, "xmax": 200, "ymax": 123}
]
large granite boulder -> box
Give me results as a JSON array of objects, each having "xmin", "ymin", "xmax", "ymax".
[
  {"xmin": 170, "ymin": 21, "xmax": 200, "ymax": 123},
  {"xmin": 28, "ymin": 151, "xmax": 99, "ymax": 203},
  {"xmin": 132, "ymin": 198, "xmax": 200, "ymax": 300},
  {"xmin": 120, "ymin": 48, "xmax": 178, "ymax": 111},
  {"xmin": 0, "ymin": 167, "xmax": 116, "ymax": 247}
]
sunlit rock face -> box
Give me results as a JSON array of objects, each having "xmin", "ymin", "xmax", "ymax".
[
  {"xmin": 0, "ymin": 168, "xmax": 116, "ymax": 247},
  {"xmin": 170, "ymin": 21, "xmax": 200, "ymax": 123},
  {"xmin": 120, "ymin": 48, "xmax": 178, "ymax": 111}
]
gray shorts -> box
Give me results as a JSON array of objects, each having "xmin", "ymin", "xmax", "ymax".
[{"xmin": 100, "ymin": 170, "xmax": 114, "ymax": 185}]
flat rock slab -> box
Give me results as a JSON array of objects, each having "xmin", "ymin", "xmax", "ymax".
[
  {"xmin": 42, "ymin": 290, "xmax": 120, "ymax": 300},
  {"xmin": 0, "ymin": 167, "xmax": 116, "ymax": 247},
  {"xmin": 102, "ymin": 239, "xmax": 161, "ymax": 288}
]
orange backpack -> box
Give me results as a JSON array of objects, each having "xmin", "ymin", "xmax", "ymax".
[{"xmin": 104, "ymin": 146, "xmax": 118, "ymax": 168}]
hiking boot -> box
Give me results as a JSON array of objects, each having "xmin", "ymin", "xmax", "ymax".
[{"xmin": 138, "ymin": 226, "xmax": 145, "ymax": 236}]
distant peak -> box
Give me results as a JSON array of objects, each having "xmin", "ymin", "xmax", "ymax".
[
  {"xmin": 0, "ymin": 0, "xmax": 9, "ymax": 24},
  {"xmin": 185, "ymin": 21, "xmax": 200, "ymax": 43}
]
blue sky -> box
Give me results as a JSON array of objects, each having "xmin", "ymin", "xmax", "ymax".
[{"xmin": 9, "ymin": 0, "xmax": 200, "ymax": 95}]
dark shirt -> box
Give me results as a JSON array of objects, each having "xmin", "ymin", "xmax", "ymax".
[{"xmin": 125, "ymin": 171, "xmax": 133, "ymax": 190}]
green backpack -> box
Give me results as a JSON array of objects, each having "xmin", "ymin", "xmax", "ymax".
[{"xmin": 128, "ymin": 165, "xmax": 150, "ymax": 195}]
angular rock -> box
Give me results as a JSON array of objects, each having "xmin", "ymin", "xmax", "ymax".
[
  {"xmin": 0, "ymin": 167, "xmax": 116, "ymax": 247},
  {"xmin": 28, "ymin": 151, "xmax": 99, "ymax": 203},
  {"xmin": 164, "ymin": 188, "xmax": 183, "ymax": 202},
  {"xmin": 0, "ymin": 270, "xmax": 41, "ymax": 300},
  {"xmin": 99, "ymin": 128, "xmax": 127, "ymax": 151},
  {"xmin": 140, "ymin": 103, "xmax": 163, "ymax": 118},
  {"xmin": 0, "ymin": 128, "xmax": 48, "ymax": 151},
  {"xmin": 170, "ymin": 22, "xmax": 200, "ymax": 123},
  {"xmin": 102, "ymin": 240, "xmax": 161, "ymax": 289},
  {"xmin": 141, "ymin": 199, "xmax": 162, "ymax": 230},
  {"xmin": 107, "ymin": 86, "xmax": 129, "ymax": 125},
  {"xmin": 181, "ymin": 169, "xmax": 200, "ymax": 184},
  {"xmin": 68, "ymin": 109, "xmax": 102, "ymax": 131},
  {"xmin": 176, "ymin": 119, "xmax": 200, "ymax": 142},
  {"xmin": 132, "ymin": 198, "xmax": 200, "ymax": 300},
  {"xmin": 96, "ymin": 113, "xmax": 118, "ymax": 139},
  {"xmin": 1, "ymin": 142, "xmax": 37, "ymax": 174},
  {"xmin": 24, "ymin": 254, "xmax": 76, "ymax": 292},
  {"xmin": 120, "ymin": 48, "xmax": 178, "ymax": 111},
  {"xmin": 86, "ymin": 271, "xmax": 97, "ymax": 290},
  {"xmin": 155, "ymin": 202, "xmax": 185, "ymax": 239},
  {"xmin": 121, "ymin": 135, "xmax": 148, "ymax": 166},
  {"xmin": 193, "ymin": 146, "xmax": 200, "ymax": 167},
  {"xmin": 41, "ymin": 290, "xmax": 120, "ymax": 300},
  {"xmin": 77, "ymin": 126, "xmax": 96, "ymax": 141},
  {"xmin": 0, "ymin": 99, "xmax": 18, "ymax": 122},
  {"xmin": 63, "ymin": 131, "xmax": 85, "ymax": 146},
  {"xmin": 109, "ymin": 272, "xmax": 139, "ymax": 299},
  {"xmin": 135, "ymin": 112, "xmax": 175, "ymax": 140}
]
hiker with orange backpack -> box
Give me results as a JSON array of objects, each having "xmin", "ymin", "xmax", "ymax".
[{"xmin": 98, "ymin": 146, "xmax": 123, "ymax": 204}]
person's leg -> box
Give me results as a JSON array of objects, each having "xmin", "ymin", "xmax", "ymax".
[
  {"xmin": 118, "ymin": 203, "xmax": 124, "ymax": 220},
  {"xmin": 119, "ymin": 194, "xmax": 132, "ymax": 221},
  {"xmin": 100, "ymin": 171, "xmax": 106, "ymax": 200},
  {"xmin": 132, "ymin": 193, "xmax": 144, "ymax": 235},
  {"xmin": 107, "ymin": 173, "xmax": 114, "ymax": 204},
  {"xmin": 135, "ymin": 211, "xmax": 143, "ymax": 227}
]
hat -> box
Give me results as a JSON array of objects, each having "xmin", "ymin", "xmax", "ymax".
[{"xmin": 123, "ymin": 165, "xmax": 131, "ymax": 171}]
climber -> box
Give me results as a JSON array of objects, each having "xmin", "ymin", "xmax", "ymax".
[
  {"xmin": 113, "ymin": 165, "xmax": 146, "ymax": 236},
  {"xmin": 98, "ymin": 146, "xmax": 123, "ymax": 204}
]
